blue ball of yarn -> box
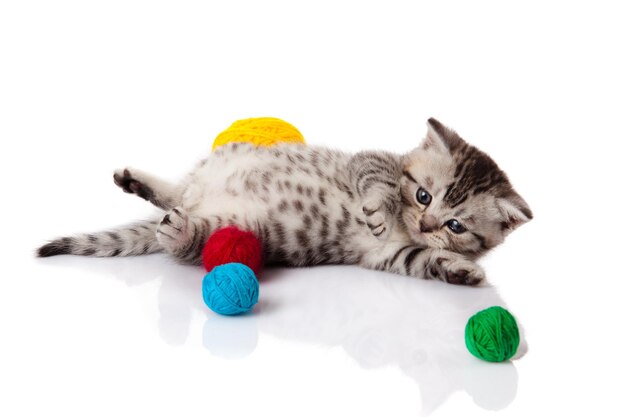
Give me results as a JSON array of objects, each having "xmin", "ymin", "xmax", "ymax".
[{"xmin": 202, "ymin": 263, "xmax": 259, "ymax": 315}]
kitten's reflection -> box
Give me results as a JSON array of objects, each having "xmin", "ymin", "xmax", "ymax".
[
  {"xmin": 39, "ymin": 254, "xmax": 205, "ymax": 346},
  {"xmin": 43, "ymin": 255, "xmax": 522, "ymax": 414},
  {"xmin": 254, "ymin": 266, "xmax": 522, "ymax": 414}
]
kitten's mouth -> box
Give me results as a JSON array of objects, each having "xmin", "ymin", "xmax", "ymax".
[
  {"xmin": 410, "ymin": 229, "xmax": 447, "ymax": 249},
  {"xmin": 408, "ymin": 229, "xmax": 429, "ymax": 245}
]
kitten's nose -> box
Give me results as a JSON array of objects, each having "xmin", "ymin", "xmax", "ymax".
[{"xmin": 419, "ymin": 215, "xmax": 439, "ymax": 233}]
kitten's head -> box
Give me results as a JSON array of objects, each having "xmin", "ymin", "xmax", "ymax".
[{"xmin": 400, "ymin": 118, "xmax": 532, "ymax": 258}]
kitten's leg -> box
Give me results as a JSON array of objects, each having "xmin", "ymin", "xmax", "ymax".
[
  {"xmin": 113, "ymin": 168, "xmax": 181, "ymax": 210},
  {"xmin": 348, "ymin": 151, "xmax": 402, "ymax": 240},
  {"xmin": 362, "ymin": 245, "xmax": 486, "ymax": 286},
  {"xmin": 156, "ymin": 207, "xmax": 212, "ymax": 265}
]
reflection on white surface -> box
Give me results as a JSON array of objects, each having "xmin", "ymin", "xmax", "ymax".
[
  {"xmin": 203, "ymin": 315, "xmax": 258, "ymax": 359},
  {"xmin": 40, "ymin": 255, "xmax": 523, "ymax": 414},
  {"xmin": 257, "ymin": 266, "xmax": 521, "ymax": 415}
]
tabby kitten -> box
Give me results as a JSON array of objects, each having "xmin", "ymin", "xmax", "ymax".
[{"xmin": 38, "ymin": 118, "xmax": 532, "ymax": 286}]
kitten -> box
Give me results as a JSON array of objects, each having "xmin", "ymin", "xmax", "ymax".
[{"xmin": 37, "ymin": 118, "xmax": 532, "ymax": 286}]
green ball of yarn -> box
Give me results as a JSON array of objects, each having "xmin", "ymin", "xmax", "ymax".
[{"xmin": 465, "ymin": 306, "xmax": 520, "ymax": 362}]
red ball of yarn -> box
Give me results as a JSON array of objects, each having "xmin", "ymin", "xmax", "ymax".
[{"xmin": 202, "ymin": 226, "xmax": 263, "ymax": 275}]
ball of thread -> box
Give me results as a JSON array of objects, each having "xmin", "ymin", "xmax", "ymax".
[
  {"xmin": 212, "ymin": 117, "xmax": 305, "ymax": 150},
  {"xmin": 465, "ymin": 306, "xmax": 520, "ymax": 362},
  {"xmin": 202, "ymin": 263, "xmax": 259, "ymax": 315},
  {"xmin": 202, "ymin": 226, "xmax": 263, "ymax": 275}
]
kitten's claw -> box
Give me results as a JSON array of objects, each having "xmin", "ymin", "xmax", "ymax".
[
  {"xmin": 113, "ymin": 168, "xmax": 154, "ymax": 202},
  {"xmin": 432, "ymin": 255, "xmax": 485, "ymax": 286},
  {"xmin": 366, "ymin": 211, "xmax": 387, "ymax": 237},
  {"xmin": 363, "ymin": 199, "xmax": 393, "ymax": 240},
  {"xmin": 157, "ymin": 207, "xmax": 190, "ymax": 252}
]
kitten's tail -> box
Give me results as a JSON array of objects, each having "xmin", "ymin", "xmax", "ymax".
[{"xmin": 36, "ymin": 219, "xmax": 161, "ymax": 258}]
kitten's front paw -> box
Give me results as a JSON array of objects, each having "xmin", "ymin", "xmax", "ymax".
[
  {"xmin": 113, "ymin": 168, "xmax": 154, "ymax": 201},
  {"xmin": 430, "ymin": 255, "xmax": 485, "ymax": 286},
  {"xmin": 362, "ymin": 199, "xmax": 394, "ymax": 240},
  {"xmin": 157, "ymin": 207, "xmax": 191, "ymax": 253}
]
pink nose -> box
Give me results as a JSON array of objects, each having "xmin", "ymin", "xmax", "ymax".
[{"xmin": 419, "ymin": 215, "xmax": 438, "ymax": 233}]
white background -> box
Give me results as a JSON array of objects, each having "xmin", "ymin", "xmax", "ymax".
[{"xmin": 1, "ymin": 1, "xmax": 625, "ymax": 416}]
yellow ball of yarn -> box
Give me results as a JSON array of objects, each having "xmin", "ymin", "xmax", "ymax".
[{"xmin": 212, "ymin": 117, "xmax": 305, "ymax": 150}]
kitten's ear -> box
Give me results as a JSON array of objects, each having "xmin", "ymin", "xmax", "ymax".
[
  {"xmin": 422, "ymin": 118, "xmax": 464, "ymax": 154},
  {"xmin": 496, "ymin": 194, "xmax": 533, "ymax": 234}
]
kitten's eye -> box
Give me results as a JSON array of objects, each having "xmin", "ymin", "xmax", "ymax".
[
  {"xmin": 446, "ymin": 219, "xmax": 466, "ymax": 234},
  {"xmin": 416, "ymin": 188, "xmax": 432, "ymax": 205}
]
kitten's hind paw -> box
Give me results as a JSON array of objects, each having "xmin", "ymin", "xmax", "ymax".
[
  {"xmin": 156, "ymin": 207, "xmax": 191, "ymax": 253},
  {"xmin": 113, "ymin": 168, "xmax": 154, "ymax": 202}
]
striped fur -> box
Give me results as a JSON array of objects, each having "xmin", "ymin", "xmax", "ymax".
[
  {"xmin": 37, "ymin": 119, "xmax": 532, "ymax": 286},
  {"xmin": 38, "ymin": 219, "xmax": 161, "ymax": 258}
]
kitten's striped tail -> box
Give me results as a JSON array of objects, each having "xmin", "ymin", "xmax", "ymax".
[{"xmin": 36, "ymin": 219, "xmax": 161, "ymax": 258}]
